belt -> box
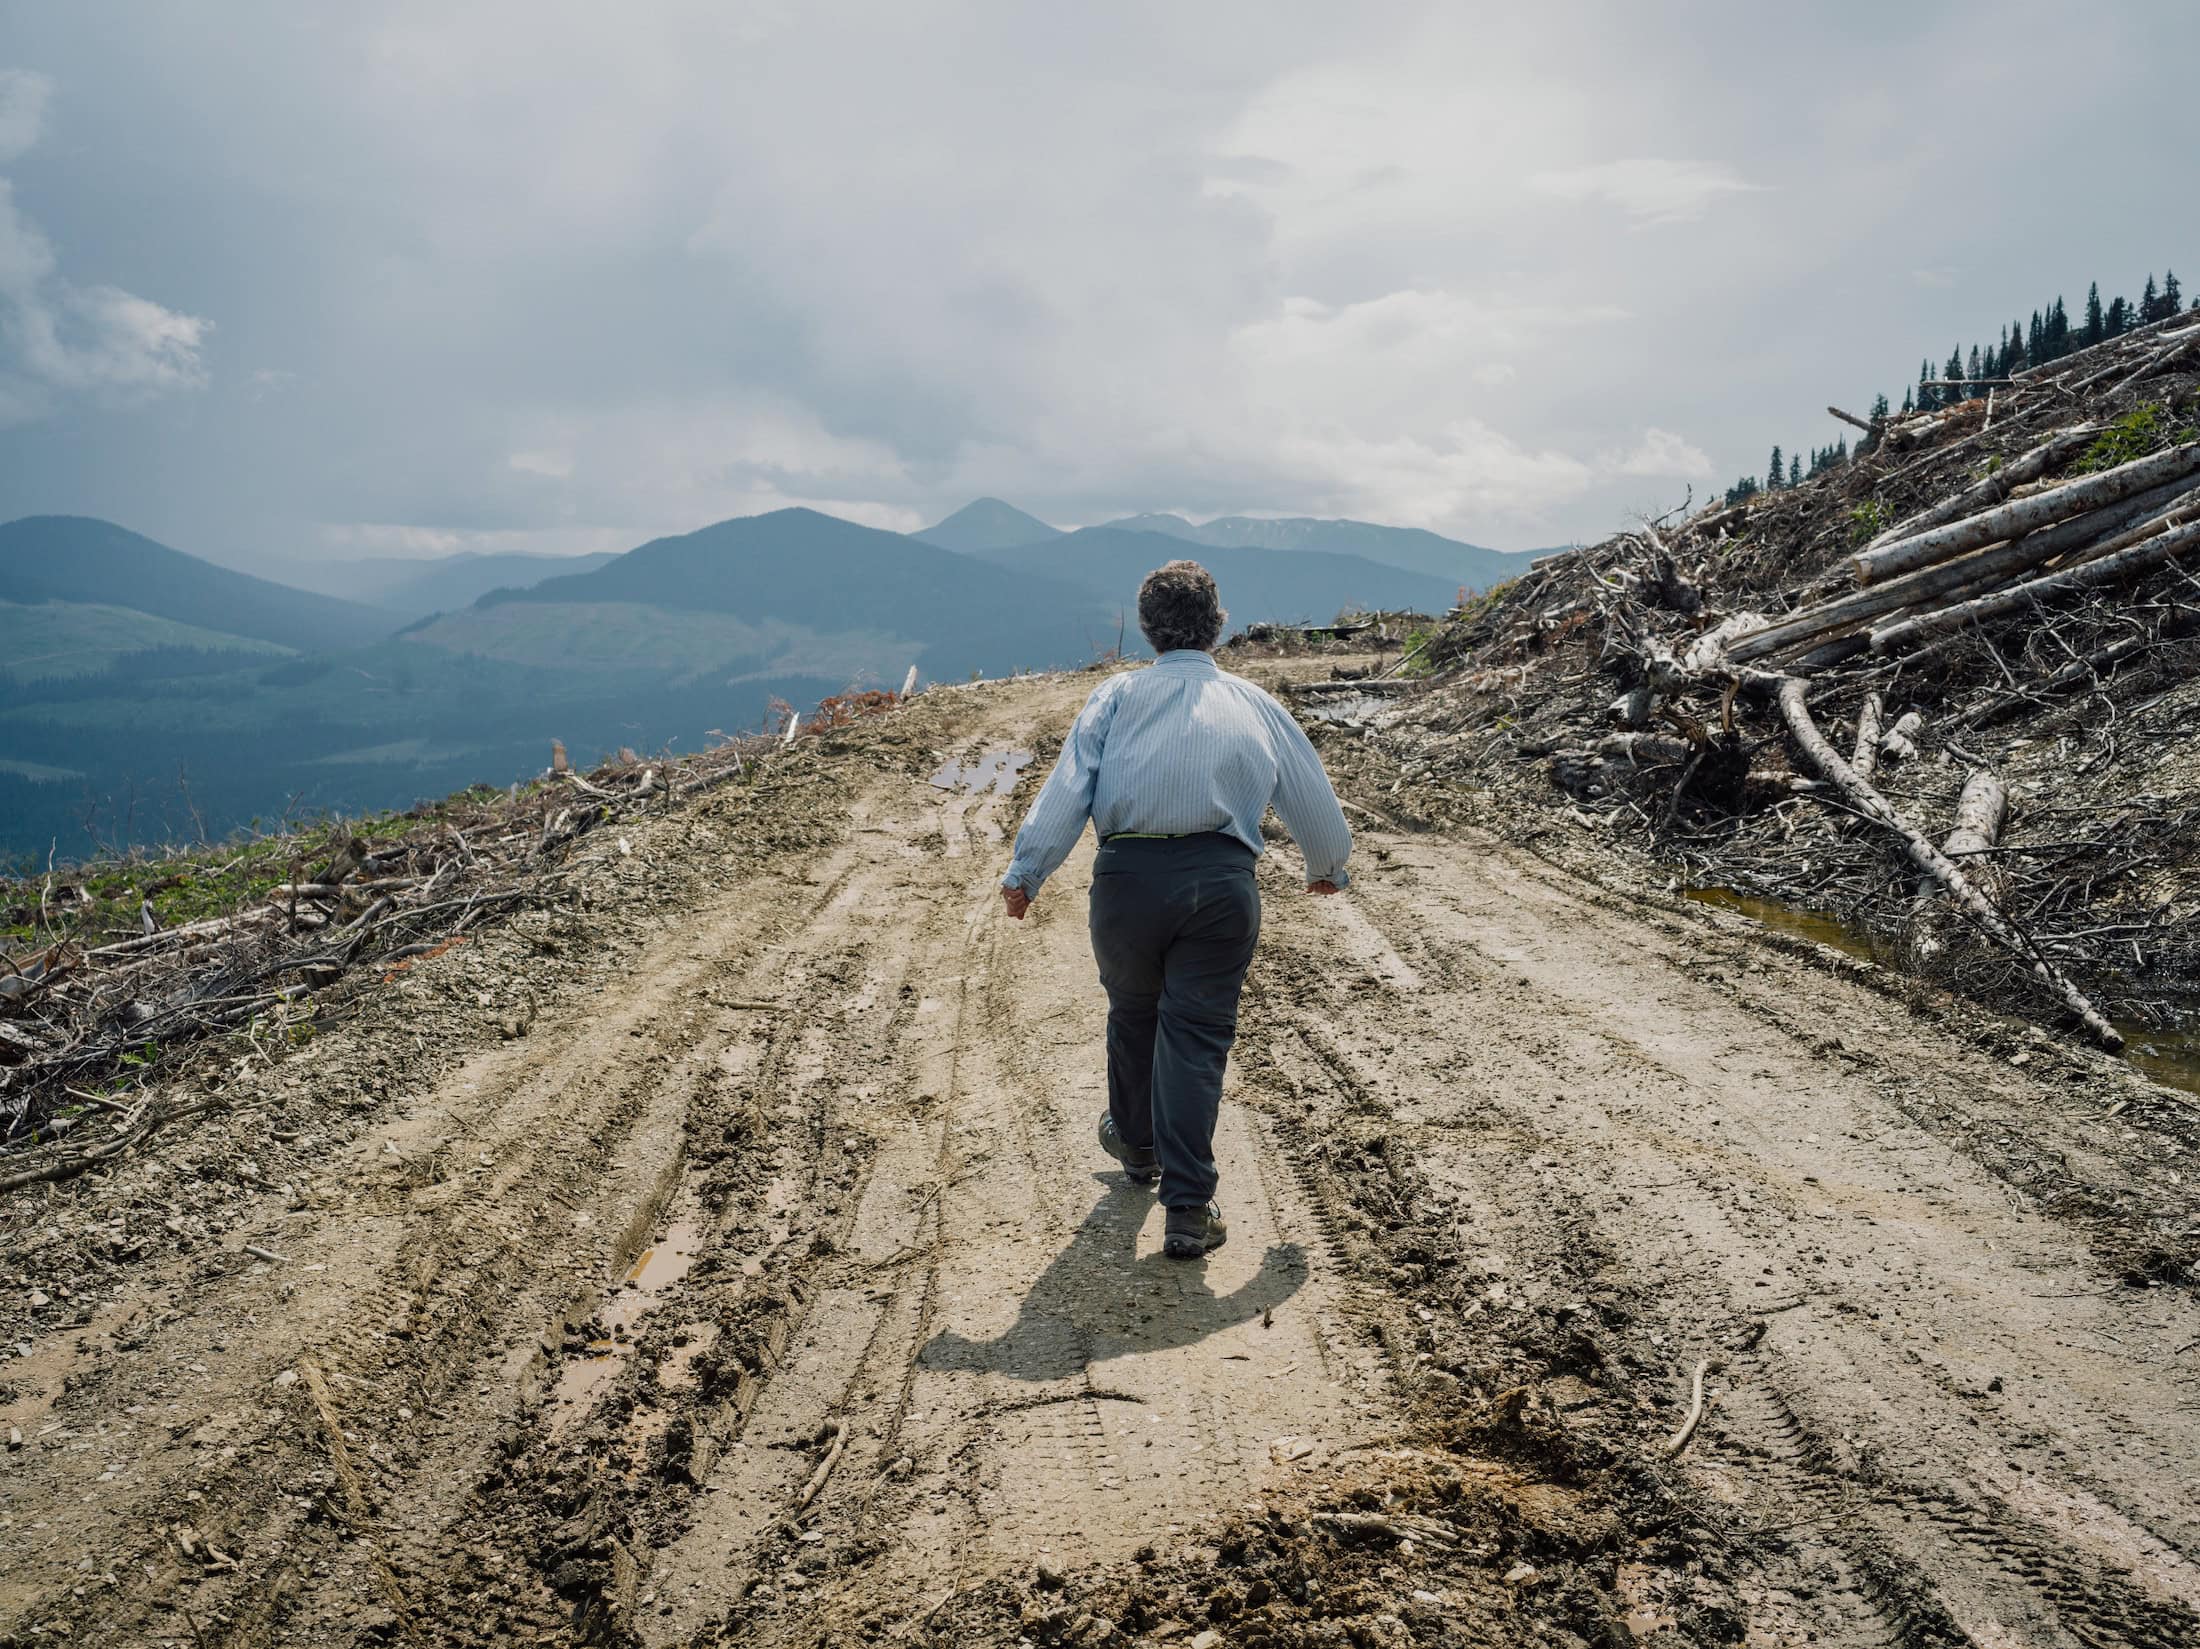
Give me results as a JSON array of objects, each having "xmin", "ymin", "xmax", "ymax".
[{"xmin": 1102, "ymin": 831, "xmax": 1190, "ymax": 842}]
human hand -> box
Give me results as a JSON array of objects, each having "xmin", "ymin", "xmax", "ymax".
[
  {"xmin": 1306, "ymin": 880, "xmax": 1340, "ymax": 896},
  {"xmin": 1002, "ymin": 885, "xmax": 1032, "ymax": 920}
]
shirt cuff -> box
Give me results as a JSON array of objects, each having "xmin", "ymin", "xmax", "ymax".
[{"xmin": 1309, "ymin": 867, "xmax": 1350, "ymax": 890}]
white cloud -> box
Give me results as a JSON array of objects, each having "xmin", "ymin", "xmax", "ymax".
[
  {"xmin": 1527, "ymin": 158, "xmax": 1769, "ymax": 225},
  {"xmin": 0, "ymin": 69, "xmax": 52, "ymax": 164},
  {"xmin": 507, "ymin": 449, "xmax": 572, "ymax": 479},
  {"xmin": 0, "ymin": 75, "xmax": 211, "ymax": 423},
  {"xmin": 1608, "ymin": 427, "xmax": 1714, "ymax": 480}
]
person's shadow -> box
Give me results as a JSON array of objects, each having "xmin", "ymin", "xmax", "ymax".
[{"xmin": 920, "ymin": 1176, "xmax": 1307, "ymax": 1381}]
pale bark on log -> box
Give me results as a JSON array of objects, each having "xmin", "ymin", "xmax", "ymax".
[
  {"xmin": 1860, "ymin": 425, "xmax": 2096, "ymax": 557},
  {"xmin": 1879, "ymin": 711, "xmax": 1923, "ymax": 764},
  {"xmin": 1827, "ymin": 405, "xmax": 1876, "ymax": 435},
  {"xmin": 1727, "ymin": 516, "xmax": 2108, "ymax": 664},
  {"xmin": 1870, "ymin": 516, "xmax": 2200, "ymax": 655},
  {"xmin": 1913, "ymin": 771, "xmax": 2008, "ymax": 959},
  {"xmin": 1775, "ymin": 677, "xmax": 2121, "ymax": 1049},
  {"xmin": 1851, "ymin": 441, "xmax": 2200, "ymax": 585},
  {"xmin": 1849, "ymin": 692, "xmax": 1885, "ymax": 786},
  {"xmin": 1944, "ymin": 771, "xmax": 2008, "ymax": 859}
]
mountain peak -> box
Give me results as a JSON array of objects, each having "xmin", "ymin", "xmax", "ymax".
[{"xmin": 914, "ymin": 497, "xmax": 1061, "ymax": 553}]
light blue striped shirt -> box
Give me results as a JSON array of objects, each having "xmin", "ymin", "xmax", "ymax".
[{"xmin": 1002, "ymin": 650, "xmax": 1353, "ymax": 894}]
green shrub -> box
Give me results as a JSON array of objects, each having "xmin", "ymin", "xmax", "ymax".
[
  {"xmin": 2075, "ymin": 402, "xmax": 2200, "ymax": 472},
  {"xmin": 1849, "ymin": 500, "xmax": 1892, "ymax": 544}
]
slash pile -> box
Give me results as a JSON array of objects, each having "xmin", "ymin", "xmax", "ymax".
[
  {"xmin": 1359, "ymin": 313, "xmax": 2200, "ymax": 1053},
  {"xmin": 0, "ymin": 690, "xmax": 906, "ymax": 1183}
]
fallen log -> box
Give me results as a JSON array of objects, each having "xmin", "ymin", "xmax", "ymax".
[
  {"xmin": 1879, "ymin": 711, "xmax": 1923, "ymax": 764},
  {"xmin": 1851, "ymin": 441, "xmax": 2200, "ymax": 585},
  {"xmin": 1775, "ymin": 677, "xmax": 2120, "ymax": 1048},
  {"xmin": 1859, "ymin": 425, "xmax": 2097, "ymax": 557},
  {"xmin": 1849, "ymin": 693, "xmax": 1885, "ymax": 786},
  {"xmin": 1726, "ymin": 516, "xmax": 2104, "ymax": 665},
  {"xmin": 1912, "ymin": 771, "xmax": 2008, "ymax": 961},
  {"xmin": 1870, "ymin": 515, "xmax": 2200, "ymax": 655}
]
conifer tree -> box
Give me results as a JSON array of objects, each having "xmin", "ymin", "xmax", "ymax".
[
  {"xmin": 2106, "ymin": 294, "xmax": 2128, "ymax": 335},
  {"xmin": 1945, "ymin": 346, "xmax": 1964, "ymax": 393},
  {"xmin": 1837, "ymin": 435, "xmax": 1849, "ymax": 462},
  {"xmin": 2006, "ymin": 317, "xmax": 2026, "ymax": 371},
  {"xmin": 1767, "ymin": 445, "xmax": 1783, "ymax": 490},
  {"xmin": 1869, "ymin": 393, "xmax": 1890, "ymax": 420},
  {"xmin": 2166, "ymin": 269, "xmax": 2183, "ymax": 313},
  {"xmin": 2141, "ymin": 274, "xmax": 2162, "ymax": 322},
  {"xmin": 2028, "ymin": 310, "xmax": 2044, "ymax": 364},
  {"xmin": 1901, "ymin": 385, "xmax": 1914, "ymax": 414},
  {"xmin": 1967, "ymin": 344, "xmax": 1983, "ymax": 386},
  {"xmin": 1789, "ymin": 454, "xmax": 1802, "ymax": 487},
  {"xmin": 2083, "ymin": 282, "xmax": 2104, "ymax": 346}
]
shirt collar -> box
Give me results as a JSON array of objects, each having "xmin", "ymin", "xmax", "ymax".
[{"xmin": 1154, "ymin": 649, "xmax": 1220, "ymax": 673}]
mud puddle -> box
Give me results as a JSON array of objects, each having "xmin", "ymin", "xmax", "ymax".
[
  {"xmin": 550, "ymin": 1214, "xmax": 707, "ymax": 1433},
  {"xmin": 1686, "ymin": 885, "xmax": 2200, "ymax": 1098}
]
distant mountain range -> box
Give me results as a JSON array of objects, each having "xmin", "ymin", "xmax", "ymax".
[
  {"xmin": 0, "ymin": 498, "xmax": 1529, "ymax": 858},
  {"xmin": 1, "ymin": 516, "xmax": 389, "ymax": 653},
  {"xmin": 917, "ymin": 499, "xmax": 1544, "ymax": 591},
  {"xmin": 287, "ymin": 550, "xmax": 622, "ymax": 620},
  {"xmin": 974, "ymin": 528, "xmax": 1460, "ymax": 622}
]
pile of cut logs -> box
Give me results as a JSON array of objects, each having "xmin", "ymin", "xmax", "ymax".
[{"xmin": 1399, "ymin": 311, "xmax": 2200, "ymax": 1051}]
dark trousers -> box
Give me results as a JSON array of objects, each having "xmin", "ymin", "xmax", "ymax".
[{"xmin": 1088, "ymin": 833, "xmax": 1262, "ymax": 1208}]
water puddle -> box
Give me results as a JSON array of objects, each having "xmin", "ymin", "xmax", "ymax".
[
  {"xmin": 2121, "ymin": 1029, "xmax": 2200, "ymax": 1098},
  {"xmin": 929, "ymin": 748, "xmax": 1032, "ymax": 793},
  {"xmin": 1681, "ymin": 887, "xmax": 1891, "ymax": 965},
  {"xmin": 1684, "ymin": 886, "xmax": 2200, "ymax": 1099},
  {"xmin": 931, "ymin": 746, "xmax": 1033, "ymax": 854},
  {"xmin": 549, "ymin": 1215, "xmax": 705, "ymax": 1432}
]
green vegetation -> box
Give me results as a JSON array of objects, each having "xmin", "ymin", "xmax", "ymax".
[
  {"xmin": 2074, "ymin": 402, "xmax": 2200, "ymax": 473},
  {"xmin": 1849, "ymin": 501, "xmax": 1892, "ymax": 545},
  {"xmin": 5, "ymin": 819, "xmax": 363, "ymax": 947}
]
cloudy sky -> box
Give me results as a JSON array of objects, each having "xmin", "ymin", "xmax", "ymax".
[{"xmin": 2, "ymin": 2, "xmax": 2192, "ymax": 568}]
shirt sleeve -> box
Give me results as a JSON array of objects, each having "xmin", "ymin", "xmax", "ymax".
[
  {"xmin": 1262, "ymin": 694, "xmax": 1354, "ymax": 888},
  {"xmin": 1002, "ymin": 680, "xmax": 1120, "ymax": 894}
]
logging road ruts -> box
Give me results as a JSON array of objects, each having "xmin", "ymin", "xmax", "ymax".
[{"xmin": 1, "ymin": 666, "xmax": 2195, "ymax": 1649}]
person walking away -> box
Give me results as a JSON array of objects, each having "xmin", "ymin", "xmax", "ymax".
[{"xmin": 998, "ymin": 560, "xmax": 1353, "ymax": 1259}]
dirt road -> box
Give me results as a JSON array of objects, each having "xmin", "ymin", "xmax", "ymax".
[{"xmin": 3, "ymin": 667, "xmax": 2196, "ymax": 1648}]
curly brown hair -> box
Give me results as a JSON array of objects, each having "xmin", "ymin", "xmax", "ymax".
[{"xmin": 1137, "ymin": 559, "xmax": 1227, "ymax": 653}]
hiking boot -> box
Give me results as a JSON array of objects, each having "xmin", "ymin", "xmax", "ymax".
[
  {"xmin": 1163, "ymin": 1202, "xmax": 1227, "ymax": 1260},
  {"xmin": 1097, "ymin": 1113, "xmax": 1159, "ymax": 1184}
]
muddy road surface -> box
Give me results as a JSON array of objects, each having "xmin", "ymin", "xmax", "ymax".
[{"xmin": 4, "ymin": 668, "xmax": 2196, "ymax": 1648}]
